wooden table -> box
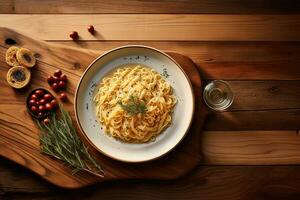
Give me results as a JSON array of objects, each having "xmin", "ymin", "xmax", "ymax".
[{"xmin": 0, "ymin": 1, "xmax": 300, "ymax": 199}]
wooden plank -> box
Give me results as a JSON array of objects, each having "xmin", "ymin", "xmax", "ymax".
[
  {"xmin": 0, "ymin": 14, "xmax": 300, "ymax": 41},
  {"xmin": 202, "ymin": 131, "xmax": 300, "ymax": 165},
  {"xmin": 1, "ymin": 0, "xmax": 300, "ymax": 14},
  {"xmin": 2, "ymin": 30, "xmax": 300, "ymax": 81},
  {"xmin": 206, "ymin": 109, "xmax": 300, "ymax": 130},
  {"xmin": 1, "ymin": 158, "xmax": 300, "ymax": 200},
  {"xmin": 2, "ymin": 39, "xmax": 300, "ymax": 80},
  {"xmin": 52, "ymin": 41, "xmax": 300, "ymax": 80},
  {"xmin": 224, "ymin": 81, "xmax": 300, "ymax": 110},
  {"xmin": 0, "ymin": 157, "xmax": 53, "ymax": 193},
  {"xmin": 54, "ymin": 41, "xmax": 300, "ymax": 64}
]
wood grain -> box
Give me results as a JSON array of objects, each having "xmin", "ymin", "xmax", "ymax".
[
  {"xmin": 50, "ymin": 41, "xmax": 300, "ymax": 80},
  {"xmin": 202, "ymin": 131, "xmax": 300, "ymax": 165},
  {"xmin": 0, "ymin": 15, "xmax": 300, "ymax": 41},
  {"xmin": 1, "ymin": 156, "xmax": 300, "ymax": 200},
  {"xmin": 1, "ymin": 0, "xmax": 300, "ymax": 14},
  {"xmin": 2, "ymin": 29, "xmax": 300, "ymax": 80},
  {"xmin": 0, "ymin": 0, "xmax": 299, "ymax": 198},
  {"xmin": 206, "ymin": 109, "xmax": 300, "ymax": 130},
  {"xmin": 223, "ymin": 81, "xmax": 300, "ymax": 110}
]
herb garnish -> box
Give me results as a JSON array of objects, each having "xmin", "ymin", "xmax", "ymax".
[
  {"xmin": 37, "ymin": 107, "xmax": 104, "ymax": 177},
  {"xmin": 118, "ymin": 96, "xmax": 147, "ymax": 115}
]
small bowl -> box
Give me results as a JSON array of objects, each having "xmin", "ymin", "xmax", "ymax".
[{"xmin": 26, "ymin": 88, "xmax": 53, "ymax": 119}]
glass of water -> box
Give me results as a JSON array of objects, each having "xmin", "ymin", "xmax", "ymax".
[{"xmin": 203, "ymin": 80, "xmax": 234, "ymax": 111}]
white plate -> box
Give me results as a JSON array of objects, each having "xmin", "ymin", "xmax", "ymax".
[{"xmin": 75, "ymin": 45, "xmax": 194, "ymax": 162}]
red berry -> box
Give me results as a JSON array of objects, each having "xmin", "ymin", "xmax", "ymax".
[
  {"xmin": 58, "ymin": 80, "xmax": 66, "ymax": 90},
  {"xmin": 35, "ymin": 89, "xmax": 45, "ymax": 97},
  {"xmin": 43, "ymin": 118, "xmax": 50, "ymax": 125},
  {"xmin": 28, "ymin": 99, "xmax": 36, "ymax": 106},
  {"xmin": 38, "ymin": 112, "xmax": 44, "ymax": 117},
  {"xmin": 60, "ymin": 93, "xmax": 67, "ymax": 102},
  {"xmin": 31, "ymin": 94, "xmax": 38, "ymax": 100},
  {"xmin": 51, "ymin": 83, "xmax": 59, "ymax": 92},
  {"xmin": 53, "ymin": 76, "xmax": 60, "ymax": 83},
  {"xmin": 44, "ymin": 93, "xmax": 53, "ymax": 102},
  {"xmin": 47, "ymin": 75, "xmax": 55, "ymax": 85},
  {"xmin": 31, "ymin": 106, "xmax": 38, "ymax": 113},
  {"xmin": 88, "ymin": 25, "xmax": 95, "ymax": 34},
  {"xmin": 60, "ymin": 74, "xmax": 67, "ymax": 82},
  {"xmin": 39, "ymin": 105, "xmax": 45, "ymax": 112},
  {"xmin": 70, "ymin": 31, "xmax": 78, "ymax": 40},
  {"xmin": 50, "ymin": 99, "xmax": 58, "ymax": 108},
  {"xmin": 45, "ymin": 103, "xmax": 52, "ymax": 111},
  {"xmin": 54, "ymin": 70, "xmax": 62, "ymax": 77},
  {"xmin": 39, "ymin": 98, "xmax": 46, "ymax": 105}
]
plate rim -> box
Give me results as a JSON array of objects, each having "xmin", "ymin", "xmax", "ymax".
[{"xmin": 74, "ymin": 45, "xmax": 195, "ymax": 162}]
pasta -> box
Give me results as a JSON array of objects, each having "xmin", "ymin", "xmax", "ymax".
[{"xmin": 93, "ymin": 64, "xmax": 176, "ymax": 143}]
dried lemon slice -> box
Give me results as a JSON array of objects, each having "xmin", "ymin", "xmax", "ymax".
[
  {"xmin": 5, "ymin": 46, "xmax": 20, "ymax": 66},
  {"xmin": 6, "ymin": 66, "xmax": 31, "ymax": 89},
  {"xmin": 16, "ymin": 48, "xmax": 36, "ymax": 68}
]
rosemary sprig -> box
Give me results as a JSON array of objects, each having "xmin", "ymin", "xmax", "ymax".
[
  {"xmin": 118, "ymin": 95, "xmax": 147, "ymax": 115},
  {"xmin": 37, "ymin": 106, "xmax": 104, "ymax": 177}
]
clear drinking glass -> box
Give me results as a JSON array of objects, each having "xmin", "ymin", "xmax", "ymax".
[{"xmin": 203, "ymin": 80, "xmax": 234, "ymax": 111}]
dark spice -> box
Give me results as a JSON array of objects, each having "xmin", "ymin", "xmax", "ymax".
[
  {"xmin": 11, "ymin": 70, "xmax": 26, "ymax": 81},
  {"xmin": 91, "ymin": 83, "xmax": 97, "ymax": 89},
  {"xmin": 161, "ymin": 68, "xmax": 170, "ymax": 78}
]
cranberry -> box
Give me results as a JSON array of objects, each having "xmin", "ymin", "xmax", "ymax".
[
  {"xmin": 31, "ymin": 94, "xmax": 38, "ymax": 100},
  {"xmin": 88, "ymin": 25, "xmax": 95, "ymax": 34},
  {"xmin": 70, "ymin": 31, "xmax": 78, "ymax": 40},
  {"xmin": 58, "ymin": 80, "xmax": 66, "ymax": 90},
  {"xmin": 43, "ymin": 118, "xmax": 50, "ymax": 125},
  {"xmin": 35, "ymin": 89, "xmax": 45, "ymax": 97},
  {"xmin": 51, "ymin": 83, "xmax": 59, "ymax": 92},
  {"xmin": 39, "ymin": 99, "xmax": 46, "ymax": 105},
  {"xmin": 39, "ymin": 105, "xmax": 45, "ymax": 112},
  {"xmin": 50, "ymin": 99, "xmax": 58, "ymax": 108},
  {"xmin": 60, "ymin": 74, "xmax": 67, "ymax": 82},
  {"xmin": 28, "ymin": 99, "xmax": 36, "ymax": 106},
  {"xmin": 59, "ymin": 93, "xmax": 67, "ymax": 102},
  {"xmin": 44, "ymin": 94, "xmax": 52, "ymax": 102},
  {"xmin": 47, "ymin": 75, "xmax": 55, "ymax": 85},
  {"xmin": 31, "ymin": 106, "xmax": 38, "ymax": 113},
  {"xmin": 54, "ymin": 70, "xmax": 62, "ymax": 78},
  {"xmin": 53, "ymin": 76, "xmax": 60, "ymax": 83},
  {"xmin": 45, "ymin": 103, "xmax": 52, "ymax": 111},
  {"xmin": 38, "ymin": 112, "xmax": 44, "ymax": 117}
]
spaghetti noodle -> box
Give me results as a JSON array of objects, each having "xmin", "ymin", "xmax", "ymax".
[{"xmin": 93, "ymin": 64, "xmax": 176, "ymax": 143}]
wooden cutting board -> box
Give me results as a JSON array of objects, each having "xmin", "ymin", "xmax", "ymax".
[{"xmin": 0, "ymin": 28, "xmax": 206, "ymax": 188}]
